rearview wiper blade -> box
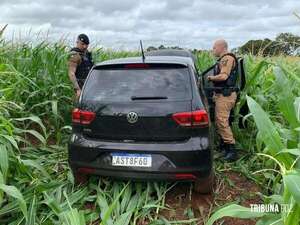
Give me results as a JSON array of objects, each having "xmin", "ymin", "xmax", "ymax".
[{"xmin": 131, "ymin": 96, "xmax": 168, "ymax": 100}]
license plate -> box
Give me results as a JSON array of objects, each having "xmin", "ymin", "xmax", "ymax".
[{"xmin": 111, "ymin": 153, "xmax": 152, "ymax": 167}]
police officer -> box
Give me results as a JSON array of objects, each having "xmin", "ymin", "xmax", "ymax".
[
  {"xmin": 207, "ymin": 39, "xmax": 238, "ymax": 161},
  {"xmin": 68, "ymin": 34, "xmax": 94, "ymax": 99}
]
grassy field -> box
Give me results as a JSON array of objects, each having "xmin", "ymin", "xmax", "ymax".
[{"xmin": 0, "ymin": 39, "xmax": 299, "ymax": 225}]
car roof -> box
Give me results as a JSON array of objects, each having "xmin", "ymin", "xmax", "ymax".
[
  {"xmin": 94, "ymin": 51, "xmax": 196, "ymax": 70},
  {"xmin": 145, "ymin": 49, "xmax": 196, "ymax": 60}
]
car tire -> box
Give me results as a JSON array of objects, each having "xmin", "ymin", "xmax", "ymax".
[{"xmin": 194, "ymin": 171, "xmax": 215, "ymax": 194}]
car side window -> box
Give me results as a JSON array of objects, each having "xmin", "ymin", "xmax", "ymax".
[
  {"xmin": 192, "ymin": 67, "xmax": 202, "ymax": 89},
  {"xmin": 193, "ymin": 68, "xmax": 198, "ymax": 82}
]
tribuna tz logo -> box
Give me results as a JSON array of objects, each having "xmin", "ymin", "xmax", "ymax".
[{"xmin": 250, "ymin": 204, "xmax": 292, "ymax": 213}]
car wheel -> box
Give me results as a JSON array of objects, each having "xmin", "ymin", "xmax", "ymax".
[{"xmin": 194, "ymin": 172, "xmax": 215, "ymax": 194}]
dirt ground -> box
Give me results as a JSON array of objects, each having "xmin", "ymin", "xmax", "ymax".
[{"xmin": 158, "ymin": 171, "xmax": 262, "ymax": 225}]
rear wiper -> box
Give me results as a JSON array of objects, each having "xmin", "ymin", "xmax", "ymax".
[{"xmin": 131, "ymin": 96, "xmax": 168, "ymax": 100}]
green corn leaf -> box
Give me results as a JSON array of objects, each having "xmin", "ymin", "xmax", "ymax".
[
  {"xmin": 284, "ymin": 203, "xmax": 300, "ymax": 225},
  {"xmin": 244, "ymin": 60, "xmax": 268, "ymax": 93},
  {"xmin": 0, "ymin": 144, "xmax": 8, "ymax": 181},
  {"xmin": 0, "ymin": 134, "xmax": 18, "ymax": 150},
  {"xmin": 274, "ymin": 67, "xmax": 300, "ymax": 128},
  {"xmin": 99, "ymin": 182, "xmax": 129, "ymax": 225},
  {"xmin": 14, "ymin": 116, "xmax": 46, "ymax": 137},
  {"xmin": 26, "ymin": 194, "xmax": 37, "ymax": 225},
  {"xmin": 60, "ymin": 208, "xmax": 86, "ymax": 225},
  {"xmin": 21, "ymin": 159, "xmax": 50, "ymax": 178},
  {"xmin": 276, "ymin": 149, "xmax": 300, "ymax": 157},
  {"xmin": 0, "ymin": 184, "xmax": 27, "ymax": 220},
  {"xmin": 114, "ymin": 210, "xmax": 133, "ymax": 225},
  {"xmin": 126, "ymin": 193, "xmax": 139, "ymax": 212},
  {"xmin": 206, "ymin": 204, "xmax": 266, "ymax": 225},
  {"xmin": 43, "ymin": 192, "xmax": 63, "ymax": 216},
  {"xmin": 0, "ymin": 171, "xmax": 3, "ymax": 203},
  {"xmin": 294, "ymin": 97, "xmax": 300, "ymax": 122},
  {"xmin": 120, "ymin": 183, "xmax": 132, "ymax": 213},
  {"xmin": 283, "ymin": 170, "xmax": 300, "ymax": 204},
  {"xmin": 20, "ymin": 129, "xmax": 46, "ymax": 145},
  {"xmin": 246, "ymin": 96, "xmax": 292, "ymax": 167},
  {"xmin": 256, "ymin": 214, "xmax": 283, "ymax": 225},
  {"xmin": 97, "ymin": 193, "xmax": 112, "ymax": 225},
  {"xmin": 51, "ymin": 100, "xmax": 58, "ymax": 116}
]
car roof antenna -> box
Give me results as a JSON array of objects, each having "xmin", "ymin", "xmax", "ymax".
[{"xmin": 140, "ymin": 40, "xmax": 145, "ymax": 63}]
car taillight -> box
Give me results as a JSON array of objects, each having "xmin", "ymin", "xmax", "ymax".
[
  {"xmin": 124, "ymin": 63, "xmax": 150, "ymax": 69},
  {"xmin": 72, "ymin": 108, "xmax": 95, "ymax": 125},
  {"xmin": 172, "ymin": 110, "xmax": 209, "ymax": 128}
]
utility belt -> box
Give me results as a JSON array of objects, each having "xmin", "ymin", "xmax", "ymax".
[{"xmin": 206, "ymin": 87, "xmax": 239, "ymax": 97}]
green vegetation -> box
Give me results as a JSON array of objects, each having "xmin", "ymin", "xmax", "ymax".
[
  {"xmin": 236, "ymin": 33, "xmax": 300, "ymax": 56},
  {"xmin": 0, "ymin": 38, "xmax": 299, "ymax": 225}
]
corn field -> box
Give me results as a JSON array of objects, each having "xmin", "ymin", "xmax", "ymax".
[{"xmin": 0, "ymin": 38, "xmax": 299, "ymax": 225}]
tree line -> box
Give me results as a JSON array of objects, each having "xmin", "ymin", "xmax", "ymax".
[{"xmin": 147, "ymin": 33, "xmax": 300, "ymax": 56}]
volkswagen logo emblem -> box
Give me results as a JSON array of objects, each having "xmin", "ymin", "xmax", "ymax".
[{"xmin": 127, "ymin": 112, "xmax": 138, "ymax": 124}]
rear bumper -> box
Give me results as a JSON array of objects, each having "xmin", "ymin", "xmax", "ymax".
[{"xmin": 68, "ymin": 133, "xmax": 213, "ymax": 181}]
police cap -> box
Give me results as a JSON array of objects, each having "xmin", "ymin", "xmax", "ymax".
[{"xmin": 77, "ymin": 34, "xmax": 90, "ymax": 45}]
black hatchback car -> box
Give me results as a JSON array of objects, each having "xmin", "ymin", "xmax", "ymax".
[{"xmin": 68, "ymin": 50, "xmax": 214, "ymax": 193}]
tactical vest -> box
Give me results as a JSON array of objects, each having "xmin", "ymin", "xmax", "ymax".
[
  {"xmin": 213, "ymin": 53, "xmax": 238, "ymax": 89},
  {"xmin": 70, "ymin": 47, "xmax": 94, "ymax": 88}
]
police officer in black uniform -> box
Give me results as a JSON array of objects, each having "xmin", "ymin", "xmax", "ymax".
[{"xmin": 68, "ymin": 34, "xmax": 94, "ymax": 99}]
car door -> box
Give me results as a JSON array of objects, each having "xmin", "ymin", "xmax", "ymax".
[{"xmin": 199, "ymin": 65, "xmax": 216, "ymax": 121}]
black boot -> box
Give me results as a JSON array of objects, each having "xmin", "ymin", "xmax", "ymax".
[
  {"xmin": 218, "ymin": 139, "xmax": 225, "ymax": 152},
  {"xmin": 224, "ymin": 144, "xmax": 237, "ymax": 162}
]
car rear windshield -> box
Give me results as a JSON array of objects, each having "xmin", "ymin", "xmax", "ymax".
[{"xmin": 82, "ymin": 66, "xmax": 192, "ymax": 102}]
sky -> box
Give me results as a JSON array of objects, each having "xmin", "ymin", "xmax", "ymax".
[{"xmin": 1, "ymin": 0, "xmax": 299, "ymax": 50}]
